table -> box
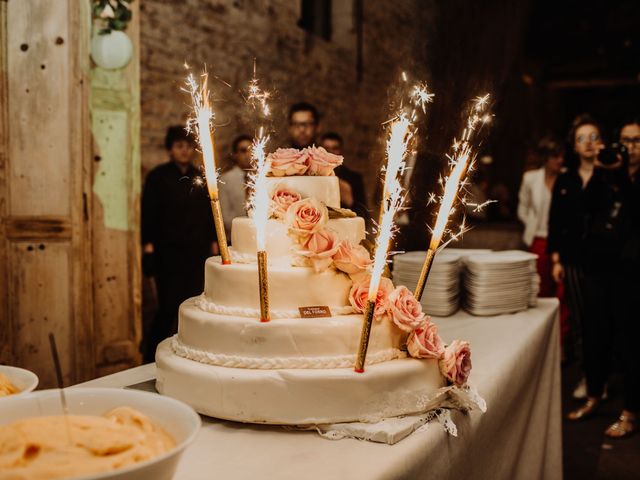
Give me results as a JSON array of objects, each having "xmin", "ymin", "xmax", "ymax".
[{"xmin": 76, "ymin": 299, "xmax": 562, "ymax": 480}]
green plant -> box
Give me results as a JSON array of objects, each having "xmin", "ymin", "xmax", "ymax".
[{"xmin": 93, "ymin": 0, "xmax": 133, "ymax": 34}]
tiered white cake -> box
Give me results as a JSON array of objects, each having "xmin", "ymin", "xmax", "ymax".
[{"xmin": 156, "ymin": 154, "xmax": 470, "ymax": 425}]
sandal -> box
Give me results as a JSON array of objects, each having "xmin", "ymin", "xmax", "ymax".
[
  {"xmin": 567, "ymin": 398, "xmax": 600, "ymax": 420},
  {"xmin": 605, "ymin": 411, "xmax": 637, "ymax": 439}
]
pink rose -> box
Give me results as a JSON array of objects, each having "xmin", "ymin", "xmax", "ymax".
[
  {"xmin": 333, "ymin": 240, "xmax": 373, "ymax": 275},
  {"xmin": 349, "ymin": 275, "xmax": 393, "ymax": 318},
  {"xmin": 270, "ymin": 188, "xmax": 302, "ymax": 219},
  {"xmin": 268, "ymin": 148, "xmax": 309, "ymax": 177},
  {"xmin": 439, "ymin": 340, "xmax": 472, "ymax": 386},
  {"xmin": 303, "ymin": 229, "xmax": 341, "ymax": 272},
  {"xmin": 285, "ymin": 197, "xmax": 328, "ymax": 240},
  {"xmin": 306, "ymin": 146, "xmax": 343, "ymax": 176},
  {"xmin": 388, "ymin": 286, "xmax": 428, "ymax": 332},
  {"xmin": 407, "ymin": 321, "xmax": 444, "ymax": 359}
]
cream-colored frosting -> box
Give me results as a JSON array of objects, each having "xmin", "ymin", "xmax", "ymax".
[
  {"xmin": 178, "ymin": 297, "xmax": 403, "ymax": 364},
  {"xmin": 266, "ymin": 176, "xmax": 340, "ymax": 208},
  {"xmin": 195, "ymin": 295, "xmax": 355, "ymax": 318},
  {"xmin": 156, "ymin": 339, "xmax": 446, "ymax": 425},
  {"xmin": 203, "ymin": 256, "xmax": 353, "ymax": 311},
  {"xmin": 231, "ymin": 217, "xmax": 365, "ymax": 260},
  {"xmin": 171, "ymin": 335, "xmax": 405, "ymax": 370}
]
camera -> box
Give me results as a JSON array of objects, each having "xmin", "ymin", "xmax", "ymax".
[{"xmin": 598, "ymin": 142, "xmax": 629, "ymax": 166}]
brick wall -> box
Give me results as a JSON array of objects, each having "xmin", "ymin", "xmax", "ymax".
[{"xmin": 140, "ymin": 0, "xmax": 433, "ymax": 207}]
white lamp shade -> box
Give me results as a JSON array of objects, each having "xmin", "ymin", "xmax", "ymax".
[{"xmin": 90, "ymin": 30, "xmax": 133, "ymax": 70}]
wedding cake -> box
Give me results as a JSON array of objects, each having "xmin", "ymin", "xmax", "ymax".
[{"xmin": 156, "ymin": 146, "xmax": 473, "ymax": 425}]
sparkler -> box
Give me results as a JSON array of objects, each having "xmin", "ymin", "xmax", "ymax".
[
  {"xmin": 379, "ymin": 74, "xmax": 433, "ymax": 225},
  {"xmin": 413, "ymin": 94, "xmax": 491, "ymax": 301},
  {"xmin": 245, "ymin": 64, "xmax": 272, "ymax": 322},
  {"xmin": 355, "ymin": 116, "xmax": 413, "ymax": 373},
  {"xmin": 185, "ymin": 69, "xmax": 231, "ymax": 264}
]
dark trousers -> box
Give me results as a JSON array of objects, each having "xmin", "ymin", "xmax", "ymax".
[
  {"xmin": 581, "ymin": 270, "xmax": 625, "ymax": 399},
  {"xmin": 620, "ymin": 276, "xmax": 640, "ymax": 412},
  {"xmin": 563, "ymin": 264, "xmax": 586, "ymax": 361},
  {"xmin": 143, "ymin": 246, "xmax": 207, "ymax": 362}
]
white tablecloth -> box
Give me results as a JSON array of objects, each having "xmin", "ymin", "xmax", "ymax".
[{"xmin": 76, "ymin": 299, "xmax": 562, "ymax": 480}]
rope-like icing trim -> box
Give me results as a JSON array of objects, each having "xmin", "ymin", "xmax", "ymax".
[
  {"xmin": 171, "ymin": 335, "xmax": 406, "ymax": 370},
  {"xmin": 195, "ymin": 295, "xmax": 356, "ymax": 319}
]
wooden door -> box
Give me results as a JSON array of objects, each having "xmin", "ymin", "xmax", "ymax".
[{"xmin": 0, "ymin": 0, "xmax": 141, "ymax": 387}]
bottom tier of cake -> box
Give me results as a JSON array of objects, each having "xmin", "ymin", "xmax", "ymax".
[{"xmin": 156, "ymin": 338, "xmax": 446, "ymax": 425}]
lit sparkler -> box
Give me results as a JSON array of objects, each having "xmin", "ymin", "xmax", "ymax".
[
  {"xmin": 413, "ymin": 94, "xmax": 492, "ymax": 301},
  {"xmin": 245, "ymin": 65, "xmax": 272, "ymax": 322},
  {"xmin": 185, "ymin": 68, "xmax": 231, "ymax": 264},
  {"xmin": 355, "ymin": 116, "xmax": 413, "ymax": 373}
]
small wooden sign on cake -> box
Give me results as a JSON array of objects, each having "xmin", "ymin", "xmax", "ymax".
[{"xmin": 299, "ymin": 306, "xmax": 332, "ymax": 318}]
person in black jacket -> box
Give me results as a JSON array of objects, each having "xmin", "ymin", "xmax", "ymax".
[
  {"xmin": 548, "ymin": 115, "xmax": 603, "ymax": 365},
  {"xmin": 140, "ymin": 126, "xmax": 217, "ymax": 362}
]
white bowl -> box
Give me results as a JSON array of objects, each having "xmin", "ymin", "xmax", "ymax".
[
  {"xmin": 0, "ymin": 365, "xmax": 39, "ymax": 396},
  {"xmin": 0, "ymin": 387, "xmax": 201, "ymax": 480}
]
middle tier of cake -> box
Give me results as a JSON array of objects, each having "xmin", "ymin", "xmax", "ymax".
[{"xmin": 203, "ymin": 256, "xmax": 356, "ymax": 315}]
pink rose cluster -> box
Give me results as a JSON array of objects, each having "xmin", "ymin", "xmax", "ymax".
[
  {"xmin": 283, "ymin": 198, "xmax": 373, "ymax": 274},
  {"xmin": 347, "ymin": 276, "xmax": 472, "ymax": 386},
  {"xmin": 267, "ymin": 146, "xmax": 342, "ymax": 177}
]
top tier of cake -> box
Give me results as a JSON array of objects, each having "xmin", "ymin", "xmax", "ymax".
[{"xmin": 264, "ymin": 176, "xmax": 340, "ymax": 208}]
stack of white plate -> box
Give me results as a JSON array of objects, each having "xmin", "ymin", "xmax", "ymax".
[
  {"xmin": 393, "ymin": 250, "xmax": 463, "ymax": 316},
  {"xmin": 462, "ymin": 250, "xmax": 538, "ymax": 316}
]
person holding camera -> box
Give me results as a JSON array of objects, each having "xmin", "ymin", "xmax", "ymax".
[
  {"xmin": 553, "ymin": 115, "xmax": 635, "ymax": 436},
  {"xmin": 603, "ymin": 118, "xmax": 640, "ymax": 438}
]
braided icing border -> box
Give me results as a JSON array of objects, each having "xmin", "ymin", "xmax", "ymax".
[
  {"xmin": 195, "ymin": 295, "xmax": 356, "ymax": 319},
  {"xmin": 171, "ymin": 335, "xmax": 406, "ymax": 370}
]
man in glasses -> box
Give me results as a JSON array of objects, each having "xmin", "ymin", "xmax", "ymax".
[
  {"xmin": 288, "ymin": 102, "xmax": 320, "ymax": 149},
  {"xmin": 219, "ymin": 134, "xmax": 254, "ymax": 240}
]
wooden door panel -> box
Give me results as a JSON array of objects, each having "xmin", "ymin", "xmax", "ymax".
[
  {"xmin": 9, "ymin": 241, "xmax": 73, "ymax": 387},
  {"xmin": 7, "ymin": 0, "xmax": 71, "ymax": 217}
]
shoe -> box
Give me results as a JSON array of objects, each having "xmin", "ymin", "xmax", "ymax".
[
  {"xmin": 568, "ymin": 398, "xmax": 600, "ymax": 420},
  {"xmin": 605, "ymin": 411, "xmax": 637, "ymax": 439},
  {"xmin": 572, "ymin": 377, "xmax": 608, "ymax": 400},
  {"xmin": 572, "ymin": 377, "xmax": 587, "ymax": 400}
]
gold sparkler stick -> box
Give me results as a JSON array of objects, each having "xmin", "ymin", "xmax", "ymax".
[
  {"xmin": 245, "ymin": 65, "xmax": 272, "ymax": 323},
  {"xmin": 354, "ymin": 300, "xmax": 376, "ymax": 372},
  {"xmin": 413, "ymin": 248, "xmax": 436, "ymax": 302},
  {"xmin": 355, "ymin": 115, "xmax": 413, "ymax": 373},
  {"xmin": 185, "ymin": 70, "xmax": 231, "ymax": 264},
  {"xmin": 414, "ymin": 94, "xmax": 491, "ymax": 300},
  {"xmin": 257, "ymin": 250, "xmax": 270, "ymax": 322}
]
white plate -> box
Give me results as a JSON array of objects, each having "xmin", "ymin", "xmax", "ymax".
[
  {"xmin": 0, "ymin": 388, "xmax": 201, "ymax": 480},
  {"xmin": 0, "ymin": 365, "xmax": 39, "ymax": 397}
]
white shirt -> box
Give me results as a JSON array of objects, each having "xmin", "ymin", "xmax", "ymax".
[
  {"xmin": 218, "ymin": 166, "xmax": 248, "ymax": 241},
  {"xmin": 517, "ymin": 168, "xmax": 552, "ymax": 246}
]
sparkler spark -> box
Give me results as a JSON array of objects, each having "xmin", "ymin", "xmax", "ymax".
[
  {"xmin": 428, "ymin": 94, "xmax": 491, "ymax": 250},
  {"xmin": 247, "ymin": 60, "xmax": 271, "ymax": 117},
  {"xmin": 369, "ymin": 116, "xmax": 413, "ymax": 299},
  {"xmin": 184, "ymin": 71, "xmax": 219, "ymax": 197},
  {"xmin": 248, "ymin": 130, "xmax": 271, "ymax": 251}
]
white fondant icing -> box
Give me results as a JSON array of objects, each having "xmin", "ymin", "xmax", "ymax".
[
  {"xmin": 156, "ymin": 339, "xmax": 447, "ymax": 425},
  {"xmin": 203, "ymin": 256, "xmax": 353, "ymax": 310},
  {"xmin": 266, "ymin": 176, "xmax": 340, "ymax": 208},
  {"xmin": 180, "ymin": 297, "xmax": 402, "ymax": 360},
  {"xmin": 194, "ymin": 295, "xmax": 355, "ymax": 318},
  {"xmin": 171, "ymin": 335, "xmax": 405, "ymax": 369},
  {"xmin": 231, "ymin": 217, "xmax": 365, "ymax": 260}
]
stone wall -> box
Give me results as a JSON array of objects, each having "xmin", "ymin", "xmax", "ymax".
[{"xmin": 139, "ymin": 0, "xmax": 433, "ymax": 207}]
